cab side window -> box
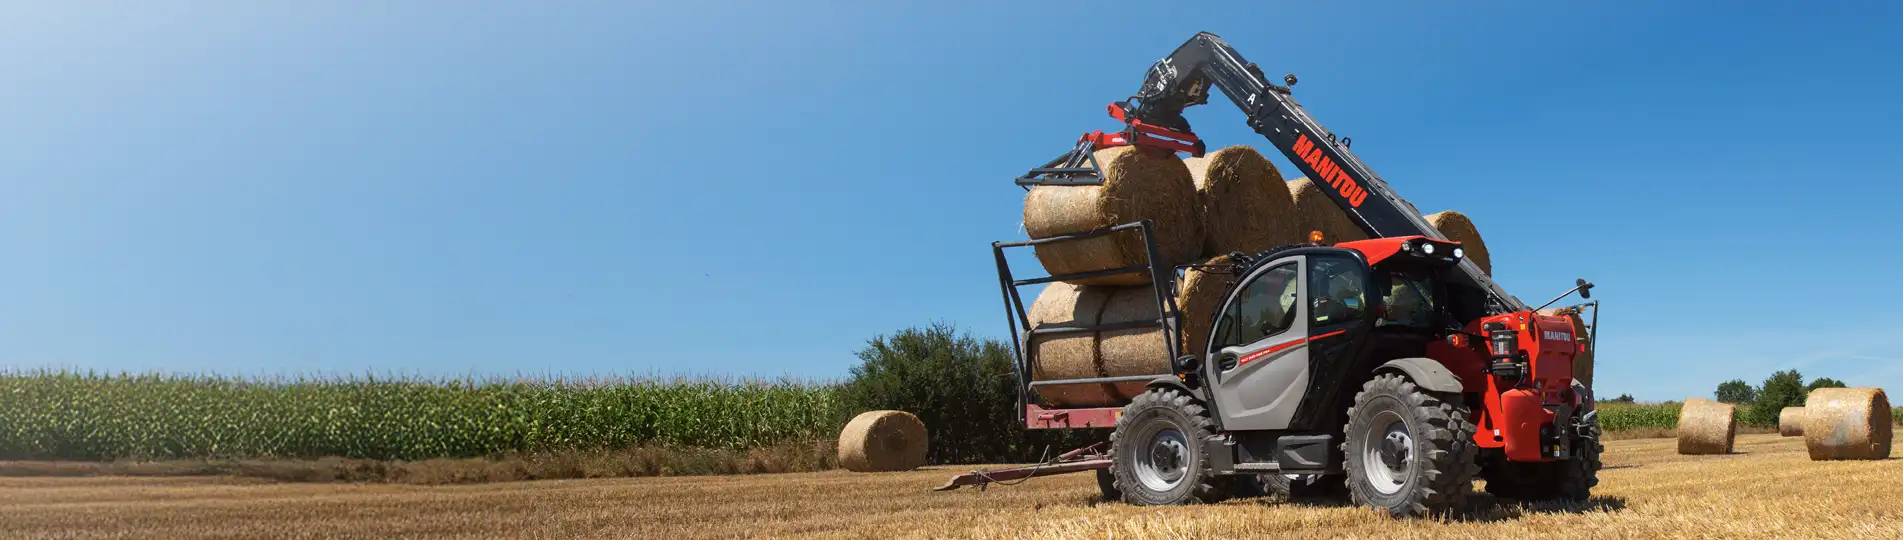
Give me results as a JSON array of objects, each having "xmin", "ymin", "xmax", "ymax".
[
  {"xmin": 1211, "ymin": 263, "xmax": 1299, "ymax": 349},
  {"xmin": 1310, "ymin": 257, "xmax": 1367, "ymax": 327}
]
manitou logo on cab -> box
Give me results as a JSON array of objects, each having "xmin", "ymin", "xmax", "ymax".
[
  {"xmin": 1291, "ymin": 134, "xmax": 1370, "ymax": 207},
  {"xmin": 1543, "ymin": 330, "xmax": 1572, "ymax": 342}
]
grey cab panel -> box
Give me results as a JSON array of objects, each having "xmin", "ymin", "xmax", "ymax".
[{"xmin": 1205, "ymin": 256, "xmax": 1311, "ymax": 431}]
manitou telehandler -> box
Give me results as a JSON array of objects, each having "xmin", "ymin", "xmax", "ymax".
[{"xmin": 939, "ymin": 32, "xmax": 1603, "ymax": 518}]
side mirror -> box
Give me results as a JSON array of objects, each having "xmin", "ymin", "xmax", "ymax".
[
  {"xmin": 1175, "ymin": 354, "xmax": 1201, "ymax": 373},
  {"xmin": 1576, "ymin": 278, "xmax": 1594, "ymax": 300}
]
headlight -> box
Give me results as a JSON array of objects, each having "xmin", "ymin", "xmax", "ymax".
[
  {"xmin": 1453, "ymin": 247, "xmax": 1465, "ymax": 259},
  {"xmin": 1420, "ymin": 242, "xmax": 1435, "ymax": 255}
]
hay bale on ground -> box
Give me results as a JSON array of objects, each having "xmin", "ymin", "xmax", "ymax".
[
  {"xmin": 1779, "ymin": 406, "xmax": 1807, "ymax": 437},
  {"xmin": 1287, "ymin": 177, "xmax": 1368, "ymax": 244},
  {"xmin": 1677, "ymin": 398, "xmax": 1736, "ymax": 455},
  {"xmin": 1184, "ymin": 146, "xmax": 1300, "ymax": 255},
  {"xmin": 1803, "ymin": 388, "xmax": 1892, "ymax": 460},
  {"xmin": 838, "ymin": 410, "xmax": 929, "ymax": 472},
  {"xmin": 1027, "ymin": 282, "xmax": 1173, "ymax": 407},
  {"xmin": 1424, "ymin": 211, "xmax": 1492, "ymax": 275},
  {"xmin": 1024, "ymin": 146, "xmax": 1202, "ymax": 286}
]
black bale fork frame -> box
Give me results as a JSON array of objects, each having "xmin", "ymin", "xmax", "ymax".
[
  {"xmin": 937, "ymin": 173, "xmax": 1201, "ymax": 491},
  {"xmin": 992, "ymin": 219, "xmax": 1184, "ymax": 423}
]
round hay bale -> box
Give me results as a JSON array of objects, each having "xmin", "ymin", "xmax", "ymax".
[
  {"xmin": 1183, "ymin": 146, "xmax": 1300, "ymax": 255},
  {"xmin": 1779, "ymin": 406, "xmax": 1807, "ymax": 437},
  {"xmin": 1676, "ymin": 398, "xmax": 1736, "ymax": 455},
  {"xmin": 1176, "ymin": 254, "xmax": 1237, "ymax": 356},
  {"xmin": 1802, "ymin": 388, "xmax": 1892, "ymax": 460},
  {"xmin": 1026, "ymin": 282, "xmax": 1173, "ymax": 407},
  {"xmin": 1286, "ymin": 177, "xmax": 1369, "ymax": 244},
  {"xmin": 1024, "ymin": 146, "xmax": 1202, "ymax": 286},
  {"xmin": 837, "ymin": 410, "xmax": 929, "ymax": 472},
  {"xmin": 1424, "ymin": 211, "xmax": 1491, "ymax": 275}
]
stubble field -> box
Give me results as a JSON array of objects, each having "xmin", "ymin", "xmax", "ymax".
[{"xmin": 3, "ymin": 434, "xmax": 1898, "ymax": 540}]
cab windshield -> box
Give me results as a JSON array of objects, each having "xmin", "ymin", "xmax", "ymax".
[{"xmin": 1379, "ymin": 269, "xmax": 1439, "ymax": 329}]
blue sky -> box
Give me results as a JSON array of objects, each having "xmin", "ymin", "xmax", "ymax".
[{"xmin": 3, "ymin": 1, "xmax": 1899, "ymax": 400}]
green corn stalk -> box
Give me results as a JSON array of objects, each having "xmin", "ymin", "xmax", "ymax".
[{"xmin": 0, "ymin": 370, "xmax": 840, "ymax": 461}]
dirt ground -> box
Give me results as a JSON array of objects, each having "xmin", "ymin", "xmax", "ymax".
[{"xmin": 3, "ymin": 434, "xmax": 1899, "ymax": 539}]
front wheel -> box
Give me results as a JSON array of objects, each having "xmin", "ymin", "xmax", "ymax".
[
  {"xmin": 1095, "ymin": 469, "xmax": 1122, "ymax": 501},
  {"xmin": 1109, "ymin": 388, "xmax": 1227, "ymax": 506},
  {"xmin": 1341, "ymin": 373, "xmax": 1478, "ymax": 518},
  {"xmin": 1484, "ymin": 382, "xmax": 1602, "ymax": 501}
]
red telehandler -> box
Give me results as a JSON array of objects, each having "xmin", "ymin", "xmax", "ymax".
[{"xmin": 939, "ymin": 32, "xmax": 1603, "ymax": 518}]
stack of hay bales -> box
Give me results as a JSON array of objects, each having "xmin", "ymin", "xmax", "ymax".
[
  {"xmin": 1186, "ymin": 147, "xmax": 1302, "ymax": 254},
  {"xmin": 1677, "ymin": 398, "xmax": 1737, "ymax": 455},
  {"xmin": 1287, "ymin": 176, "xmax": 1369, "ymax": 244},
  {"xmin": 1018, "ymin": 144, "xmax": 1494, "ymax": 407},
  {"xmin": 1802, "ymin": 388, "xmax": 1892, "ymax": 461},
  {"xmin": 838, "ymin": 410, "xmax": 930, "ymax": 472},
  {"xmin": 1026, "ymin": 282, "xmax": 1174, "ymax": 406}
]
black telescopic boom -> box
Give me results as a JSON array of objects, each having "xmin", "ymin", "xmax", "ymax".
[{"xmin": 1119, "ymin": 32, "xmax": 1528, "ymax": 314}]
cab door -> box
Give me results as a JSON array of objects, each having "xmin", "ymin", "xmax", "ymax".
[{"xmin": 1204, "ymin": 256, "xmax": 1311, "ymax": 431}]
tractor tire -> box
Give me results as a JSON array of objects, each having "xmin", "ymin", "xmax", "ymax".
[
  {"xmin": 1482, "ymin": 434, "xmax": 1602, "ymax": 502},
  {"xmin": 1109, "ymin": 387, "xmax": 1228, "ymax": 506},
  {"xmin": 1095, "ymin": 469, "xmax": 1122, "ymax": 501},
  {"xmin": 1554, "ymin": 434, "xmax": 1603, "ymax": 500},
  {"xmin": 1341, "ymin": 373, "xmax": 1478, "ymax": 518}
]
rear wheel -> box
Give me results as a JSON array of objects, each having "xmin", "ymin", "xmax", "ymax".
[
  {"xmin": 1342, "ymin": 373, "xmax": 1477, "ymax": 518},
  {"xmin": 1110, "ymin": 388, "xmax": 1227, "ymax": 506}
]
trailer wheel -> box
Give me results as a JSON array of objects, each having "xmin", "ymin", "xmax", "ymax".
[
  {"xmin": 1341, "ymin": 373, "xmax": 1477, "ymax": 518},
  {"xmin": 1110, "ymin": 387, "xmax": 1226, "ymax": 506}
]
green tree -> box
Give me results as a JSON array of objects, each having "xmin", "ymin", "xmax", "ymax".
[
  {"xmin": 1714, "ymin": 379, "xmax": 1757, "ymax": 404},
  {"xmin": 1601, "ymin": 393, "xmax": 1635, "ymax": 404},
  {"xmin": 836, "ymin": 322, "xmax": 1098, "ymax": 464},
  {"xmin": 1750, "ymin": 370, "xmax": 1806, "ymax": 425},
  {"xmin": 1805, "ymin": 377, "xmax": 1847, "ymax": 395}
]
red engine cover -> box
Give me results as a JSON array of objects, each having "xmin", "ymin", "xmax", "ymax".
[
  {"xmin": 1497, "ymin": 387, "xmax": 1556, "ymax": 461},
  {"xmin": 1463, "ymin": 311, "xmax": 1581, "ymax": 460}
]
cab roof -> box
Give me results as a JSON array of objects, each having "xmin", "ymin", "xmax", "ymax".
[{"xmin": 1334, "ymin": 236, "xmax": 1465, "ymax": 267}]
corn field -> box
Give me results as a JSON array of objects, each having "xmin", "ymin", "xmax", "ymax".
[
  {"xmin": 0, "ymin": 371, "xmax": 839, "ymax": 461},
  {"xmin": 1594, "ymin": 402, "xmax": 1683, "ymax": 432},
  {"xmin": 4, "ymin": 368, "xmax": 1893, "ymax": 463},
  {"xmin": 1590, "ymin": 401, "xmax": 1903, "ymax": 431}
]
